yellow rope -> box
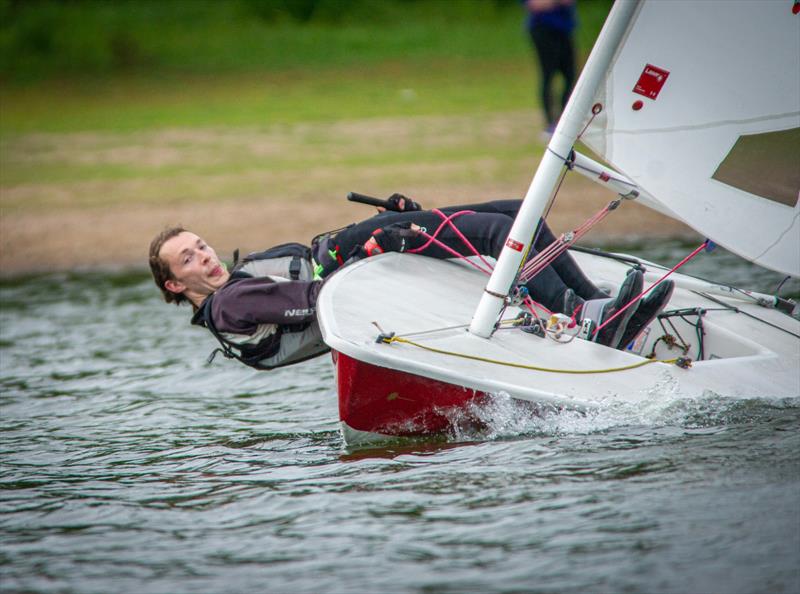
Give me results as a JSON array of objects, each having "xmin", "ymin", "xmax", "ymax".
[{"xmin": 379, "ymin": 335, "xmax": 681, "ymax": 375}]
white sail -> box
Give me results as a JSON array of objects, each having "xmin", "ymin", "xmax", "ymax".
[{"xmin": 581, "ymin": 0, "xmax": 800, "ymax": 277}]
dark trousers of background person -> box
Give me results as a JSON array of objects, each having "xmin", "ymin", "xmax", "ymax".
[{"xmin": 529, "ymin": 25, "xmax": 575, "ymax": 129}]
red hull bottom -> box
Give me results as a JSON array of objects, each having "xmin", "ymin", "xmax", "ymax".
[{"xmin": 334, "ymin": 351, "xmax": 489, "ymax": 438}]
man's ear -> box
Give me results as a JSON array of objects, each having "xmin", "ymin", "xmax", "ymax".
[{"xmin": 164, "ymin": 279, "xmax": 185, "ymax": 295}]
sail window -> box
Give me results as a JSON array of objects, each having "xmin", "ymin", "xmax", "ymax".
[{"xmin": 712, "ymin": 127, "xmax": 800, "ymax": 207}]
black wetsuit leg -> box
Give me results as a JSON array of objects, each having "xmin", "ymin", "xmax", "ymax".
[
  {"xmin": 531, "ymin": 26, "xmax": 559, "ymax": 126},
  {"xmin": 530, "ymin": 26, "xmax": 575, "ymax": 127},
  {"xmin": 439, "ymin": 200, "xmax": 603, "ymax": 299},
  {"xmin": 332, "ymin": 209, "xmax": 572, "ymax": 312}
]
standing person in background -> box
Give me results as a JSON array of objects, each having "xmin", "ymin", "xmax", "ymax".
[{"xmin": 522, "ymin": 0, "xmax": 577, "ymax": 140}]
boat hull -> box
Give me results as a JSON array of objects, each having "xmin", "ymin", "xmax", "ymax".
[
  {"xmin": 319, "ymin": 252, "xmax": 800, "ymax": 443},
  {"xmin": 335, "ymin": 350, "xmax": 488, "ymax": 438}
]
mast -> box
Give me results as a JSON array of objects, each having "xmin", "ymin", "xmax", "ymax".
[{"xmin": 469, "ymin": 0, "xmax": 640, "ymax": 338}]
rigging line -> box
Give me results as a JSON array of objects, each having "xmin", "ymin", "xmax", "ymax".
[
  {"xmin": 412, "ymin": 232, "xmax": 493, "ymax": 276},
  {"xmin": 378, "ymin": 335, "xmax": 680, "ymax": 375},
  {"xmin": 520, "ymin": 295, "xmax": 553, "ymax": 318},
  {"xmin": 528, "ymin": 164, "xmax": 570, "ymax": 252},
  {"xmin": 376, "ymin": 322, "xmax": 471, "ymax": 340},
  {"xmin": 408, "ymin": 209, "xmax": 495, "ymax": 274},
  {"xmin": 677, "ymin": 313, "xmax": 706, "ymax": 361},
  {"xmin": 543, "ymin": 163, "xmax": 568, "ymax": 221},
  {"xmin": 665, "ymin": 317, "xmax": 691, "ymax": 357},
  {"xmin": 519, "ymin": 203, "xmax": 616, "ymax": 283},
  {"xmin": 568, "ymin": 245, "xmax": 773, "ymax": 307},
  {"xmin": 545, "ymin": 147, "xmax": 571, "ymax": 163},
  {"xmin": 575, "ymin": 103, "xmax": 601, "ymax": 140},
  {"xmin": 521, "ymin": 223, "xmax": 609, "ymax": 284},
  {"xmin": 522, "ymin": 204, "xmax": 612, "ymax": 277},
  {"xmin": 518, "ymin": 150, "xmax": 578, "ymax": 287},
  {"xmin": 408, "ymin": 210, "xmax": 474, "ymax": 255},
  {"xmin": 535, "ymin": 103, "xmax": 599, "ymax": 230},
  {"xmin": 694, "ymin": 291, "xmax": 800, "ymax": 340},
  {"xmin": 568, "ymin": 245, "xmax": 645, "ymax": 267},
  {"xmin": 431, "ymin": 209, "xmax": 496, "ymax": 272},
  {"xmin": 376, "ymin": 310, "xmax": 556, "ymax": 341},
  {"xmin": 635, "ymin": 253, "xmax": 765, "ymax": 306},
  {"xmin": 520, "ymin": 224, "xmax": 596, "ymax": 282},
  {"xmin": 593, "ymin": 240, "xmax": 709, "ymax": 338},
  {"xmin": 494, "ymin": 163, "xmax": 568, "ymax": 311},
  {"xmin": 547, "ymin": 145, "xmax": 634, "ymax": 189},
  {"xmin": 519, "ymin": 234, "xmax": 573, "ymax": 279},
  {"xmin": 775, "ymin": 276, "xmax": 792, "ymax": 295}
]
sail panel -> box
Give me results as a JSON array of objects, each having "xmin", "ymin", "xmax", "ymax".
[
  {"xmin": 712, "ymin": 128, "xmax": 800, "ymax": 208},
  {"xmin": 582, "ymin": 0, "xmax": 800, "ymax": 276}
]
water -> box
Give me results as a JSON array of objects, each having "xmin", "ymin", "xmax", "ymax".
[{"xmin": 2, "ymin": 241, "xmax": 799, "ymax": 593}]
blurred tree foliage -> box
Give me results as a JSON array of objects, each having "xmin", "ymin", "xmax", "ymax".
[
  {"xmin": 0, "ymin": 0, "xmax": 611, "ymax": 81},
  {"xmin": 244, "ymin": 0, "xmax": 519, "ymax": 23}
]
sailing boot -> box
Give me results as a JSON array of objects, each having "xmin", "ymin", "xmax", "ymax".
[
  {"xmin": 617, "ymin": 279, "xmax": 675, "ymax": 351},
  {"xmin": 562, "ymin": 269, "xmax": 644, "ymax": 348}
]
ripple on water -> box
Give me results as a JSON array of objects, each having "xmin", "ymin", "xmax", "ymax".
[{"xmin": 1, "ymin": 268, "xmax": 798, "ymax": 593}]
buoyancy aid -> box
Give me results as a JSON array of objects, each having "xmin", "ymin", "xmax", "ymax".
[
  {"xmin": 234, "ymin": 242, "xmax": 314, "ymax": 282},
  {"xmin": 194, "ymin": 243, "xmax": 329, "ymax": 371},
  {"xmin": 310, "ymin": 224, "xmax": 359, "ymax": 279}
]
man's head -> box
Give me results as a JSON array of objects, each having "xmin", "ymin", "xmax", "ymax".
[{"xmin": 149, "ymin": 227, "xmax": 230, "ymax": 307}]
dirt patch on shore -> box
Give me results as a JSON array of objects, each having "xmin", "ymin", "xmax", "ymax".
[{"xmin": 0, "ymin": 185, "xmax": 693, "ymax": 275}]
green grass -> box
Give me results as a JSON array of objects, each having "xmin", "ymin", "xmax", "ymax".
[
  {"xmin": 0, "ymin": 0, "xmax": 613, "ymax": 213},
  {"xmin": 0, "ymin": 107, "xmax": 544, "ymax": 212},
  {"xmin": 0, "ymin": 0, "xmax": 612, "ymax": 135},
  {"xmin": 0, "ymin": 60, "xmax": 538, "ymax": 134}
]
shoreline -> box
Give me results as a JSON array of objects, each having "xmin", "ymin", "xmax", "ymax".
[{"xmin": 0, "ymin": 189, "xmax": 696, "ymax": 278}]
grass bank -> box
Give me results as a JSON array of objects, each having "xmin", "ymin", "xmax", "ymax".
[{"xmin": 0, "ymin": 0, "xmax": 612, "ymax": 135}]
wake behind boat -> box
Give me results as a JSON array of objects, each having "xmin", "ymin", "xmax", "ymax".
[{"xmin": 318, "ymin": 0, "xmax": 800, "ymax": 443}]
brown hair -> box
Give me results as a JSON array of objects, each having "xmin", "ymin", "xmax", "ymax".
[{"xmin": 149, "ymin": 226, "xmax": 187, "ymax": 306}]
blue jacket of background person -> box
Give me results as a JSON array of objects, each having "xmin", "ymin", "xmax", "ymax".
[{"xmin": 521, "ymin": 0, "xmax": 577, "ymax": 35}]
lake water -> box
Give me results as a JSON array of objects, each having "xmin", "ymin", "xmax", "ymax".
[{"xmin": 1, "ymin": 240, "xmax": 798, "ymax": 593}]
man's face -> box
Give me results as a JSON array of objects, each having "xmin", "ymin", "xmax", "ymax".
[{"xmin": 160, "ymin": 232, "xmax": 229, "ymax": 302}]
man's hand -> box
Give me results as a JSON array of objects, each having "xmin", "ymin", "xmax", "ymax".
[
  {"xmin": 363, "ymin": 222, "xmax": 421, "ymax": 256},
  {"xmin": 378, "ymin": 193, "xmax": 422, "ymax": 213}
]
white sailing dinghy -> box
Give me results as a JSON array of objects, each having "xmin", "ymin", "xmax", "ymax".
[{"xmin": 317, "ymin": 0, "xmax": 800, "ymax": 443}]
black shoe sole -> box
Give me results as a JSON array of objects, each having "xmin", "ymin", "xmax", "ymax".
[
  {"xmin": 618, "ymin": 280, "xmax": 675, "ymax": 350},
  {"xmin": 596, "ymin": 270, "xmax": 643, "ymax": 347}
]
